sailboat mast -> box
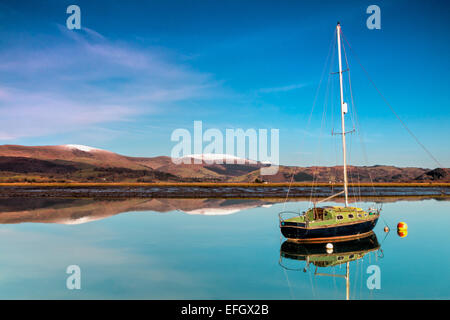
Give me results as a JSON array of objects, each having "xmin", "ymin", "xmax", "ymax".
[
  {"xmin": 337, "ymin": 22, "xmax": 349, "ymax": 207},
  {"xmin": 345, "ymin": 262, "xmax": 350, "ymax": 300}
]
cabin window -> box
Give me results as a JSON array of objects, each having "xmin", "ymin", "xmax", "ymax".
[
  {"xmin": 349, "ymin": 254, "xmax": 355, "ymax": 259},
  {"xmin": 348, "ymin": 214, "xmax": 354, "ymax": 219},
  {"xmin": 336, "ymin": 215, "xmax": 343, "ymax": 220},
  {"xmin": 358, "ymin": 214, "xmax": 362, "ymax": 218},
  {"xmin": 337, "ymin": 256, "xmax": 344, "ymax": 260}
]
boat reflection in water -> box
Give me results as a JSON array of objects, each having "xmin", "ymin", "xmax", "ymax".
[{"xmin": 279, "ymin": 231, "xmax": 381, "ymax": 300}]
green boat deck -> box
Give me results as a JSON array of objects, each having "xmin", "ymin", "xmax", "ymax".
[{"xmin": 284, "ymin": 206, "xmax": 378, "ymax": 227}]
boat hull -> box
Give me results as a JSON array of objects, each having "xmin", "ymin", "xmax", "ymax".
[{"xmin": 280, "ymin": 217, "xmax": 378, "ymax": 242}]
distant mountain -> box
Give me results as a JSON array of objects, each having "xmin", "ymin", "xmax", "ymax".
[
  {"xmin": 0, "ymin": 144, "xmax": 149, "ymax": 169},
  {"xmin": 0, "ymin": 144, "xmax": 448, "ymax": 183},
  {"xmin": 234, "ymin": 165, "xmax": 438, "ymax": 183},
  {"xmin": 414, "ymin": 168, "xmax": 449, "ymax": 181}
]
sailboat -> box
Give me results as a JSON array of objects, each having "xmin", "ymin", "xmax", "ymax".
[{"xmin": 279, "ymin": 22, "xmax": 381, "ymax": 242}]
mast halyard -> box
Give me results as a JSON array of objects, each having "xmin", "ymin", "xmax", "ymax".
[{"xmin": 337, "ymin": 22, "xmax": 349, "ymax": 207}]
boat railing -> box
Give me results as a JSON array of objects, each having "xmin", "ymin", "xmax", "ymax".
[
  {"xmin": 368, "ymin": 207, "xmax": 381, "ymax": 215},
  {"xmin": 278, "ymin": 256, "xmax": 305, "ymax": 272},
  {"xmin": 278, "ymin": 211, "xmax": 303, "ymax": 223}
]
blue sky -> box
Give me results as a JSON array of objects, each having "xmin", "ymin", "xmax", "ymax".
[{"xmin": 0, "ymin": 0, "xmax": 448, "ymax": 168}]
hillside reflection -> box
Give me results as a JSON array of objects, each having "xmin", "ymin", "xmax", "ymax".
[{"xmin": 0, "ymin": 196, "xmax": 447, "ymax": 225}]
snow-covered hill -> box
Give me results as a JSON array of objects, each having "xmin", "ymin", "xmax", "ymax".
[{"xmin": 180, "ymin": 153, "xmax": 257, "ymax": 164}]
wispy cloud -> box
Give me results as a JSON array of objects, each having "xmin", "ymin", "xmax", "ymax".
[
  {"xmin": 0, "ymin": 86, "xmax": 138, "ymax": 139},
  {"xmin": 0, "ymin": 25, "xmax": 220, "ymax": 141},
  {"xmin": 258, "ymin": 83, "xmax": 307, "ymax": 93}
]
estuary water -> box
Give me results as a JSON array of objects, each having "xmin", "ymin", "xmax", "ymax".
[{"xmin": 0, "ymin": 197, "xmax": 448, "ymax": 299}]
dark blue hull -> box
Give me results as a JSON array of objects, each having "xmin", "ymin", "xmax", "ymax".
[{"xmin": 280, "ymin": 217, "xmax": 378, "ymax": 241}]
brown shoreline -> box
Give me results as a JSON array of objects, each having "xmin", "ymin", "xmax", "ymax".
[
  {"xmin": 0, "ymin": 182, "xmax": 449, "ymax": 187},
  {"xmin": 0, "ymin": 184, "xmax": 448, "ymax": 199}
]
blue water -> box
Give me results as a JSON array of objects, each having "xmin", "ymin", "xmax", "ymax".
[{"xmin": 0, "ymin": 198, "xmax": 448, "ymax": 299}]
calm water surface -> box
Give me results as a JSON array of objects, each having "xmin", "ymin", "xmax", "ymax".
[{"xmin": 0, "ymin": 197, "xmax": 448, "ymax": 299}]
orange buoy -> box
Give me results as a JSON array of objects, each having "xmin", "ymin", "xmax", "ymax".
[
  {"xmin": 397, "ymin": 222, "xmax": 408, "ymax": 230},
  {"xmin": 397, "ymin": 222, "xmax": 408, "ymax": 238}
]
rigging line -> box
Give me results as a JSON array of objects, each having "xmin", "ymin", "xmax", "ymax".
[
  {"xmin": 310, "ymin": 70, "xmax": 331, "ymax": 204},
  {"xmin": 332, "ymin": 135, "xmax": 338, "ymax": 192},
  {"xmin": 341, "ymin": 42, "xmax": 362, "ymax": 204},
  {"xmin": 308, "ymin": 265, "xmax": 317, "ymax": 299},
  {"xmin": 340, "ymin": 44, "xmax": 357, "ymax": 133},
  {"xmin": 354, "ymin": 258, "xmax": 362, "ymax": 299},
  {"xmin": 348, "ymin": 137, "xmax": 363, "ymax": 204},
  {"xmin": 356, "ymin": 168, "xmax": 362, "ymax": 204},
  {"xmin": 282, "ymin": 168, "xmax": 295, "ymax": 210},
  {"xmin": 380, "ymin": 227, "xmax": 391, "ymax": 246},
  {"xmin": 313, "ymin": 33, "xmax": 337, "ymax": 200},
  {"xmin": 360, "ymin": 258, "xmax": 363, "ymax": 300},
  {"xmin": 331, "ymin": 60, "xmax": 339, "ymax": 193},
  {"xmin": 283, "ymin": 29, "xmax": 337, "ymax": 210},
  {"xmin": 341, "ymin": 35, "xmax": 380, "ymax": 204},
  {"xmin": 352, "ymin": 260, "xmax": 357, "ymax": 300},
  {"xmin": 341, "ymin": 31, "xmax": 443, "ymax": 169},
  {"xmin": 310, "ymin": 51, "xmax": 334, "ymax": 205},
  {"xmin": 341, "ymin": 39, "xmax": 367, "ymax": 193},
  {"xmin": 358, "ymin": 258, "xmax": 362, "ymax": 300},
  {"xmin": 347, "ymin": 134, "xmax": 353, "ymax": 203},
  {"xmin": 332, "ymin": 266, "xmax": 337, "ymax": 295},
  {"xmin": 312, "ymin": 33, "xmax": 337, "ymax": 204},
  {"xmin": 348, "ymin": 134, "xmax": 359, "ymax": 206},
  {"xmin": 348, "ymin": 136, "xmax": 355, "ymax": 205},
  {"xmin": 351, "ymin": 138, "xmax": 360, "ymax": 206},
  {"xmin": 381, "ymin": 214, "xmax": 391, "ymax": 230},
  {"xmin": 282, "ymin": 267, "xmax": 295, "ymax": 300},
  {"xmin": 332, "ymin": 65, "xmax": 342, "ymax": 195}
]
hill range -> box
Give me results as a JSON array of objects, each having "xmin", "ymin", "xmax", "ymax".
[{"xmin": 0, "ymin": 144, "xmax": 448, "ymax": 184}]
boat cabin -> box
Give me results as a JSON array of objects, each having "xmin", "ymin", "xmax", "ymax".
[{"xmin": 304, "ymin": 206, "xmax": 369, "ymax": 223}]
